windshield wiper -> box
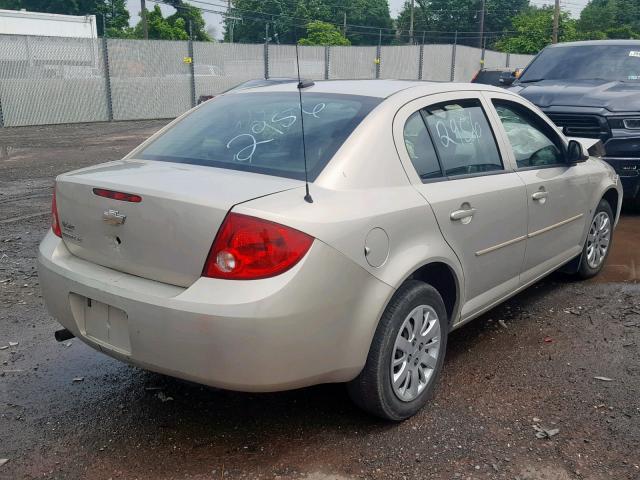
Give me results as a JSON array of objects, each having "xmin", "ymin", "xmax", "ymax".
[{"xmin": 519, "ymin": 78, "xmax": 544, "ymax": 83}]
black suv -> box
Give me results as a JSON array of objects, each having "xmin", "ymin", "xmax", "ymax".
[{"xmin": 511, "ymin": 40, "xmax": 640, "ymax": 204}]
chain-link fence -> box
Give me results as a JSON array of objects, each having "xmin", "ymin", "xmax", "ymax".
[{"xmin": 0, "ymin": 34, "xmax": 535, "ymax": 128}]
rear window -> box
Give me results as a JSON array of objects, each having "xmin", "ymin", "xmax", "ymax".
[{"xmin": 138, "ymin": 92, "xmax": 381, "ymax": 181}]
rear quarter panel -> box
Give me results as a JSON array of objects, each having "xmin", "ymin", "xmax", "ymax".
[{"xmin": 234, "ymin": 185, "xmax": 465, "ymax": 322}]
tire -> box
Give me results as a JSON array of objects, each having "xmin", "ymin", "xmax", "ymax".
[
  {"xmin": 347, "ymin": 280, "xmax": 448, "ymax": 421},
  {"xmin": 576, "ymin": 199, "xmax": 614, "ymax": 279}
]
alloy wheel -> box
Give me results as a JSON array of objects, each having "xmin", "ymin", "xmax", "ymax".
[
  {"xmin": 391, "ymin": 305, "xmax": 442, "ymax": 402},
  {"xmin": 586, "ymin": 211, "xmax": 611, "ymax": 269}
]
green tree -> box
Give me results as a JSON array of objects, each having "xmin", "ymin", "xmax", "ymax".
[
  {"xmin": 298, "ymin": 20, "xmax": 350, "ymax": 45},
  {"xmin": 337, "ymin": 0, "xmax": 393, "ymax": 45},
  {"xmin": 132, "ymin": 4, "xmax": 188, "ymax": 40},
  {"xmin": 0, "ymin": 0, "xmax": 78, "ymax": 12},
  {"xmin": 0, "ymin": 0, "xmax": 26, "ymax": 9},
  {"xmin": 577, "ymin": 0, "xmax": 640, "ymax": 39},
  {"xmin": 224, "ymin": 0, "xmax": 393, "ymax": 45},
  {"xmin": 395, "ymin": 0, "xmax": 528, "ymax": 46},
  {"xmin": 163, "ymin": 0, "xmax": 211, "ymax": 41},
  {"xmin": 495, "ymin": 7, "xmax": 579, "ymax": 54},
  {"xmin": 0, "ymin": 0, "xmax": 130, "ymax": 37}
]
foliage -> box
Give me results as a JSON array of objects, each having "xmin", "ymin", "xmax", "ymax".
[
  {"xmin": 577, "ymin": 0, "xmax": 640, "ymax": 40},
  {"xmin": 224, "ymin": 0, "xmax": 393, "ymax": 45},
  {"xmin": 495, "ymin": 7, "xmax": 579, "ymax": 54},
  {"xmin": 395, "ymin": 0, "xmax": 529, "ymax": 47},
  {"xmin": 298, "ymin": 20, "xmax": 350, "ymax": 45},
  {"xmin": 0, "ymin": 0, "xmax": 130, "ymax": 36},
  {"xmin": 127, "ymin": 5, "xmax": 188, "ymax": 40},
  {"xmin": 163, "ymin": 0, "xmax": 210, "ymax": 41},
  {"xmin": 0, "ymin": 0, "xmax": 209, "ymax": 40},
  {"xmin": 339, "ymin": 0, "xmax": 394, "ymax": 45},
  {"xmin": 0, "ymin": 0, "xmax": 24, "ymax": 8}
]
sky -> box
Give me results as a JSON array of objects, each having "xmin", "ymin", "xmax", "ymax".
[{"xmin": 125, "ymin": 0, "xmax": 587, "ymax": 40}]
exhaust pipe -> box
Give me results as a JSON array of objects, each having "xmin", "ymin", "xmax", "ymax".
[{"xmin": 54, "ymin": 328, "xmax": 75, "ymax": 342}]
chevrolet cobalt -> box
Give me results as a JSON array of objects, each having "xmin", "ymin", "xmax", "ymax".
[{"xmin": 38, "ymin": 81, "xmax": 622, "ymax": 420}]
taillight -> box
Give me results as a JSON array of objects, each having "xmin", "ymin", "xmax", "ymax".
[
  {"xmin": 51, "ymin": 187, "xmax": 62, "ymax": 238},
  {"xmin": 93, "ymin": 188, "xmax": 142, "ymax": 203},
  {"xmin": 203, "ymin": 213, "xmax": 313, "ymax": 280}
]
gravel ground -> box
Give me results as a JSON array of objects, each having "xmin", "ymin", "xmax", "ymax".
[{"xmin": 1, "ymin": 121, "xmax": 639, "ymax": 480}]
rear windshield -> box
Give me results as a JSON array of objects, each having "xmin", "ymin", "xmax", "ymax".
[
  {"xmin": 519, "ymin": 44, "xmax": 640, "ymax": 83},
  {"xmin": 138, "ymin": 92, "xmax": 380, "ymax": 180}
]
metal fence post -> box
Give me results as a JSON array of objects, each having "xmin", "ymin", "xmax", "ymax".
[
  {"xmin": 101, "ymin": 36, "xmax": 114, "ymax": 121},
  {"xmin": 375, "ymin": 29, "xmax": 382, "ymax": 79},
  {"xmin": 450, "ymin": 31, "xmax": 457, "ymax": 82},
  {"xmin": 188, "ymin": 24, "xmax": 196, "ymax": 108},
  {"xmin": 324, "ymin": 46, "xmax": 330, "ymax": 80},
  {"xmin": 264, "ymin": 23, "xmax": 269, "ymax": 79},
  {"xmin": 0, "ymin": 93, "xmax": 4, "ymax": 128},
  {"xmin": 506, "ymin": 52, "xmax": 511, "ymax": 68},
  {"xmin": 418, "ymin": 43, "xmax": 424, "ymax": 80}
]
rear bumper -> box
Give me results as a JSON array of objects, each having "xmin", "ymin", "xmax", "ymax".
[{"xmin": 37, "ymin": 232, "xmax": 392, "ymax": 392}]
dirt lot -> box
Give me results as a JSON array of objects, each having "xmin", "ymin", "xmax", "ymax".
[{"xmin": 1, "ymin": 122, "xmax": 639, "ymax": 480}]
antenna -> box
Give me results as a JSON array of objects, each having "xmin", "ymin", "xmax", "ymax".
[{"xmin": 294, "ymin": 42, "xmax": 314, "ymax": 204}]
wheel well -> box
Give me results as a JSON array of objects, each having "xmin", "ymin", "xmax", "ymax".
[
  {"xmin": 409, "ymin": 262, "xmax": 458, "ymax": 322},
  {"xmin": 602, "ymin": 188, "xmax": 619, "ymax": 215}
]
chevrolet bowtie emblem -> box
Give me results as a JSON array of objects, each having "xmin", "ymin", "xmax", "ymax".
[{"xmin": 103, "ymin": 209, "xmax": 126, "ymax": 225}]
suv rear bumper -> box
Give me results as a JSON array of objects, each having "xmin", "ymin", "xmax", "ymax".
[{"xmin": 38, "ymin": 232, "xmax": 392, "ymax": 392}]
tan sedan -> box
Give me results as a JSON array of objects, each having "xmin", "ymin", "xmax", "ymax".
[{"xmin": 38, "ymin": 80, "xmax": 621, "ymax": 420}]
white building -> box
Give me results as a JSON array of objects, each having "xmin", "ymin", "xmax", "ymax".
[{"xmin": 0, "ymin": 9, "xmax": 97, "ymax": 38}]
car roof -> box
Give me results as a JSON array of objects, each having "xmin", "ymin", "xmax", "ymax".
[
  {"xmin": 548, "ymin": 39, "xmax": 640, "ymax": 48},
  {"xmin": 229, "ymin": 79, "xmax": 506, "ymax": 99}
]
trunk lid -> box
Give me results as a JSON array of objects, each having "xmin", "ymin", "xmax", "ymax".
[{"xmin": 55, "ymin": 160, "xmax": 301, "ymax": 287}]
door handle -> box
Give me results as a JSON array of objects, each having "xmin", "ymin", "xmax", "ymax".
[
  {"xmin": 532, "ymin": 191, "xmax": 549, "ymax": 201},
  {"xmin": 450, "ymin": 208, "xmax": 476, "ymax": 221}
]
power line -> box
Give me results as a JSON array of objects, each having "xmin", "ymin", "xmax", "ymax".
[{"xmin": 154, "ymin": 0, "xmax": 518, "ymax": 36}]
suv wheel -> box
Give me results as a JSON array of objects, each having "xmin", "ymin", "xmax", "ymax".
[
  {"xmin": 347, "ymin": 280, "xmax": 448, "ymax": 421},
  {"xmin": 577, "ymin": 199, "xmax": 614, "ymax": 279}
]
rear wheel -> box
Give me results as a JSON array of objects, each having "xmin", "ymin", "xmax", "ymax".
[
  {"xmin": 577, "ymin": 199, "xmax": 614, "ymax": 279},
  {"xmin": 347, "ymin": 280, "xmax": 448, "ymax": 421}
]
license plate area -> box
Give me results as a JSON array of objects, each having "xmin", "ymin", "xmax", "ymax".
[{"xmin": 69, "ymin": 294, "xmax": 131, "ymax": 355}]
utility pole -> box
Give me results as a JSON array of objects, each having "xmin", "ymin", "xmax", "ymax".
[
  {"xmin": 343, "ymin": 11, "xmax": 347, "ymax": 36},
  {"xmin": 552, "ymin": 0, "xmax": 560, "ymax": 44},
  {"xmin": 409, "ymin": 0, "xmax": 415, "ymax": 44},
  {"xmin": 478, "ymin": 0, "xmax": 485, "ymax": 49},
  {"xmin": 140, "ymin": 0, "xmax": 148, "ymax": 39}
]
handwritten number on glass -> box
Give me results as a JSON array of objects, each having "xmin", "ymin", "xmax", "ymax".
[
  {"xmin": 226, "ymin": 134, "xmax": 274, "ymax": 163},
  {"xmin": 226, "ymin": 103, "xmax": 326, "ymax": 163},
  {"xmin": 435, "ymin": 110, "xmax": 482, "ymax": 148}
]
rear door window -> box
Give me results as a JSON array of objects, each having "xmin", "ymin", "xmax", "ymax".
[
  {"xmin": 421, "ymin": 99, "xmax": 503, "ymax": 177},
  {"xmin": 138, "ymin": 92, "xmax": 380, "ymax": 181}
]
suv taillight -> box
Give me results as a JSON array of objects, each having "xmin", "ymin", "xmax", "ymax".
[
  {"xmin": 51, "ymin": 187, "xmax": 62, "ymax": 238},
  {"xmin": 203, "ymin": 213, "xmax": 313, "ymax": 280}
]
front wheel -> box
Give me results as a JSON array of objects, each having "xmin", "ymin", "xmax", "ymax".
[
  {"xmin": 577, "ymin": 199, "xmax": 614, "ymax": 279},
  {"xmin": 347, "ymin": 280, "xmax": 448, "ymax": 421}
]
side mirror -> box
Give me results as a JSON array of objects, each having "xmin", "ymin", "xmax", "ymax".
[{"xmin": 567, "ymin": 139, "xmax": 588, "ymax": 163}]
